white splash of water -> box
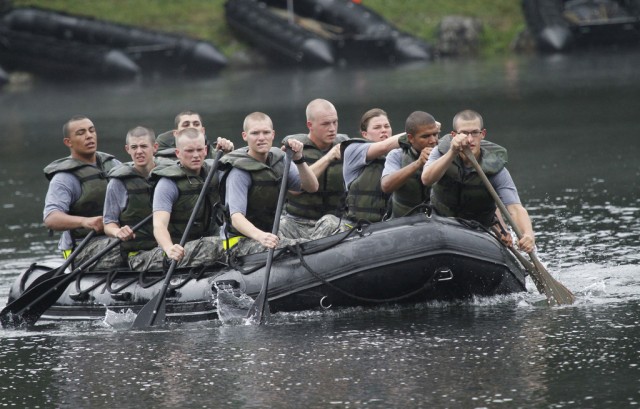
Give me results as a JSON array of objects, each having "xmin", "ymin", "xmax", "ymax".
[
  {"xmin": 213, "ymin": 283, "xmax": 254, "ymax": 325},
  {"xmin": 102, "ymin": 308, "xmax": 137, "ymax": 330}
]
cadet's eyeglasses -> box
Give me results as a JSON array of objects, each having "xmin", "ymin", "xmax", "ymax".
[{"xmin": 455, "ymin": 130, "xmax": 483, "ymax": 137}]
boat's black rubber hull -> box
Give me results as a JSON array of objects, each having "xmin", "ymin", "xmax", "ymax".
[
  {"xmin": 2, "ymin": 6, "xmax": 227, "ymax": 76},
  {"xmin": 522, "ymin": 0, "xmax": 640, "ymax": 52},
  {"xmin": 0, "ymin": 27, "xmax": 140, "ymax": 80},
  {"xmin": 214, "ymin": 214, "xmax": 526, "ymax": 313},
  {"xmin": 267, "ymin": 255, "xmax": 525, "ymax": 313},
  {"xmin": 224, "ymin": 0, "xmax": 431, "ymax": 66},
  {"xmin": 224, "ymin": 0, "xmax": 335, "ymax": 65},
  {"xmin": 7, "ymin": 214, "xmax": 527, "ymax": 323}
]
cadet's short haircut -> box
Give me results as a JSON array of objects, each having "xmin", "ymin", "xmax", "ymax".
[
  {"xmin": 452, "ymin": 110, "xmax": 483, "ymax": 131},
  {"xmin": 62, "ymin": 115, "xmax": 90, "ymax": 139},
  {"xmin": 405, "ymin": 111, "xmax": 436, "ymax": 136},
  {"xmin": 126, "ymin": 126, "xmax": 156, "ymax": 145}
]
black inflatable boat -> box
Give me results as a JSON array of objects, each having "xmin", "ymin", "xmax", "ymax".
[
  {"xmin": 0, "ymin": 6, "xmax": 227, "ymax": 78},
  {"xmin": 0, "ymin": 26, "xmax": 140, "ymax": 80},
  {"xmin": 5, "ymin": 213, "xmax": 527, "ymax": 324},
  {"xmin": 522, "ymin": 0, "xmax": 640, "ymax": 51},
  {"xmin": 224, "ymin": 0, "xmax": 432, "ymax": 66}
]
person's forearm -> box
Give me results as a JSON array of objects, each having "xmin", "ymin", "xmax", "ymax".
[
  {"xmin": 45, "ymin": 210, "xmax": 104, "ymax": 233},
  {"xmin": 381, "ymin": 161, "xmax": 422, "ymax": 193},
  {"xmin": 44, "ymin": 210, "xmax": 87, "ymax": 231},
  {"xmin": 508, "ymin": 205, "xmax": 534, "ymax": 239},
  {"xmin": 365, "ymin": 134, "xmax": 401, "ymax": 161},
  {"xmin": 297, "ymin": 163, "xmax": 319, "ymax": 192},
  {"xmin": 104, "ymin": 222, "xmax": 121, "ymax": 238},
  {"xmin": 231, "ymin": 213, "xmax": 264, "ymax": 240},
  {"xmin": 309, "ymin": 154, "xmax": 332, "ymax": 178},
  {"xmin": 153, "ymin": 211, "xmax": 174, "ymax": 252},
  {"xmin": 154, "ymin": 229, "xmax": 174, "ymax": 253},
  {"xmin": 421, "ymin": 150, "xmax": 456, "ymax": 186}
]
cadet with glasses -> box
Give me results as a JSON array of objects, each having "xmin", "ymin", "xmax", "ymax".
[{"xmin": 421, "ymin": 109, "xmax": 535, "ymax": 252}]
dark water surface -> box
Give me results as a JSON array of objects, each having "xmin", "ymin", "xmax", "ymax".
[{"xmin": 1, "ymin": 48, "xmax": 639, "ymax": 408}]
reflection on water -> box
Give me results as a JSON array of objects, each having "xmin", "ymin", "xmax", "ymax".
[
  {"xmin": 531, "ymin": 191, "xmax": 640, "ymax": 268},
  {"xmin": 1, "ymin": 300, "xmax": 639, "ymax": 408},
  {"xmin": 1, "ymin": 48, "xmax": 640, "ymax": 408}
]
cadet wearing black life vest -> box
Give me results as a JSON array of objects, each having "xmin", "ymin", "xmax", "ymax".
[
  {"xmin": 381, "ymin": 111, "xmax": 440, "ymax": 218},
  {"xmin": 279, "ymin": 99, "xmax": 346, "ymax": 240},
  {"xmin": 155, "ymin": 110, "xmax": 229, "ymax": 160},
  {"xmin": 152, "ymin": 128, "xmax": 234, "ymax": 267},
  {"xmin": 43, "ymin": 115, "xmax": 121, "ymax": 269},
  {"xmin": 341, "ymin": 108, "xmax": 402, "ymax": 224},
  {"xmin": 221, "ymin": 112, "xmax": 319, "ymax": 257},
  {"xmin": 421, "ymin": 109, "xmax": 536, "ymax": 253},
  {"xmin": 103, "ymin": 126, "xmax": 173, "ymax": 270}
]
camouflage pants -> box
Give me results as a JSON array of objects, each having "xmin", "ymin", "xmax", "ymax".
[
  {"xmin": 128, "ymin": 236, "xmax": 225, "ymax": 271},
  {"xmin": 229, "ymin": 236, "xmax": 307, "ymax": 258},
  {"xmin": 278, "ymin": 214, "xmax": 345, "ymax": 240},
  {"xmin": 72, "ymin": 237, "xmax": 125, "ymax": 271}
]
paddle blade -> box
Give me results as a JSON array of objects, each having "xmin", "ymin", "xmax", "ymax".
[
  {"xmin": 0, "ymin": 274, "xmax": 68, "ymax": 328},
  {"xmin": 529, "ymin": 252, "xmax": 575, "ymax": 306},
  {"xmin": 131, "ymin": 293, "xmax": 166, "ymax": 329},
  {"xmin": 245, "ymin": 291, "xmax": 270, "ymax": 325}
]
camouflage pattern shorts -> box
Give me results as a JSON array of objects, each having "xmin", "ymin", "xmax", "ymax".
[
  {"xmin": 72, "ymin": 237, "xmax": 124, "ymax": 271},
  {"xmin": 128, "ymin": 236, "xmax": 225, "ymax": 271},
  {"xmin": 278, "ymin": 214, "xmax": 345, "ymax": 240},
  {"xmin": 229, "ymin": 235, "xmax": 307, "ymax": 258}
]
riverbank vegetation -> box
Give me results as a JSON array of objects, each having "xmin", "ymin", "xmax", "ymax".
[{"xmin": 12, "ymin": 0, "xmax": 526, "ymax": 58}]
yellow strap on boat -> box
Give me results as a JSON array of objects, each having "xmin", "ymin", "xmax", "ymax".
[
  {"xmin": 62, "ymin": 249, "xmax": 72, "ymax": 259},
  {"xmin": 223, "ymin": 236, "xmax": 244, "ymax": 250},
  {"xmin": 127, "ymin": 251, "xmax": 139, "ymax": 257}
]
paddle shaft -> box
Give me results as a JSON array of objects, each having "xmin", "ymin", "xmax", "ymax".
[
  {"xmin": 461, "ymin": 146, "xmax": 574, "ymax": 305},
  {"xmin": 138, "ymin": 150, "xmax": 223, "ymax": 328},
  {"xmin": 20, "ymin": 229, "xmax": 99, "ymax": 298},
  {"xmin": 460, "ymin": 147, "xmax": 525, "ymax": 239},
  {"xmin": 52, "ymin": 230, "xmax": 96, "ymax": 277},
  {"xmin": 247, "ymin": 148, "xmax": 294, "ymax": 324},
  {"xmin": 0, "ymin": 214, "xmax": 153, "ymax": 326}
]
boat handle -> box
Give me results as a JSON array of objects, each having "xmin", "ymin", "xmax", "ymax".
[
  {"xmin": 320, "ymin": 296, "xmax": 332, "ymax": 309},
  {"xmin": 434, "ymin": 267, "xmax": 453, "ymax": 281},
  {"xmin": 213, "ymin": 280, "xmax": 240, "ymax": 290}
]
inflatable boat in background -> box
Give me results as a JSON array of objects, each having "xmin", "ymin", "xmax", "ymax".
[
  {"xmin": 522, "ymin": 0, "xmax": 640, "ymax": 52},
  {"xmin": 224, "ymin": 0, "xmax": 432, "ymax": 66},
  {"xmin": 0, "ymin": 6, "xmax": 227, "ymax": 80}
]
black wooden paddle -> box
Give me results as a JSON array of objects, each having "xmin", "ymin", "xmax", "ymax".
[
  {"xmin": 132, "ymin": 150, "xmax": 223, "ymax": 329},
  {"xmin": 0, "ymin": 214, "xmax": 153, "ymax": 327},
  {"xmin": 246, "ymin": 148, "xmax": 294, "ymax": 324},
  {"xmin": 462, "ymin": 146, "xmax": 575, "ymax": 305}
]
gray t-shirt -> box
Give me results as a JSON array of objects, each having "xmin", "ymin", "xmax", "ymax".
[
  {"xmin": 43, "ymin": 160, "xmax": 122, "ymax": 251},
  {"xmin": 425, "ymin": 148, "xmax": 521, "ymax": 205},
  {"xmin": 103, "ymin": 178, "xmax": 128, "ymax": 225},
  {"xmin": 342, "ymin": 143, "xmax": 370, "ymax": 188},
  {"xmin": 152, "ymin": 177, "xmax": 180, "ymax": 213},
  {"xmin": 381, "ymin": 148, "xmax": 404, "ymax": 179}
]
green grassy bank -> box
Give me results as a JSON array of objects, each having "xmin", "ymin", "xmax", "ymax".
[{"xmin": 12, "ymin": 0, "xmax": 526, "ymax": 59}]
